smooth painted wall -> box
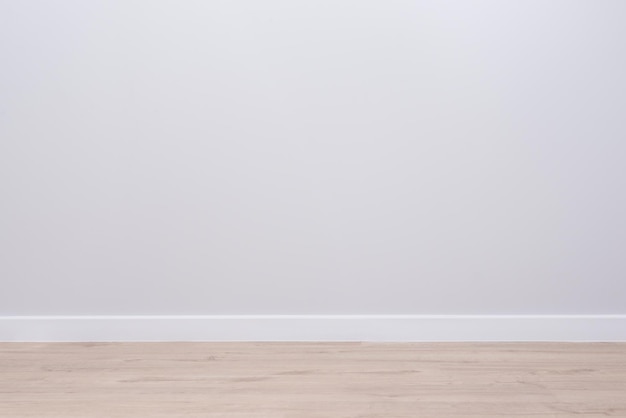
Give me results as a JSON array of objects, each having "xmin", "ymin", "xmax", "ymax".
[{"xmin": 2, "ymin": 0, "xmax": 625, "ymax": 315}]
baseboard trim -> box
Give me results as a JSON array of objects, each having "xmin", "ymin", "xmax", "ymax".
[{"xmin": 1, "ymin": 315, "xmax": 625, "ymax": 342}]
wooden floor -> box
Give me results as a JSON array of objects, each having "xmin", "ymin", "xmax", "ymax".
[{"xmin": 1, "ymin": 343, "xmax": 625, "ymax": 417}]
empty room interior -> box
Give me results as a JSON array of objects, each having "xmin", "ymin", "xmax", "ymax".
[{"xmin": 1, "ymin": 0, "xmax": 625, "ymax": 417}]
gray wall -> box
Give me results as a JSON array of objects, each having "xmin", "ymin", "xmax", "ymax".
[{"xmin": 2, "ymin": 0, "xmax": 625, "ymax": 315}]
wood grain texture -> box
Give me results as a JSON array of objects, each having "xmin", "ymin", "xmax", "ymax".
[{"xmin": 1, "ymin": 342, "xmax": 625, "ymax": 417}]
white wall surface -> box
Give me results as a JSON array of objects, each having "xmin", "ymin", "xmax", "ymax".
[{"xmin": 2, "ymin": 0, "xmax": 625, "ymax": 316}]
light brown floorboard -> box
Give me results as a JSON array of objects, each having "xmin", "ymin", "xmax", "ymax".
[{"xmin": 1, "ymin": 342, "xmax": 625, "ymax": 417}]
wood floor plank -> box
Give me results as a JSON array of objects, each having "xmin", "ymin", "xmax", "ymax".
[{"xmin": 1, "ymin": 343, "xmax": 625, "ymax": 417}]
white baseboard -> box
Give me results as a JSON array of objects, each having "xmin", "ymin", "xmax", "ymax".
[{"xmin": 1, "ymin": 315, "xmax": 625, "ymax": 342}]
